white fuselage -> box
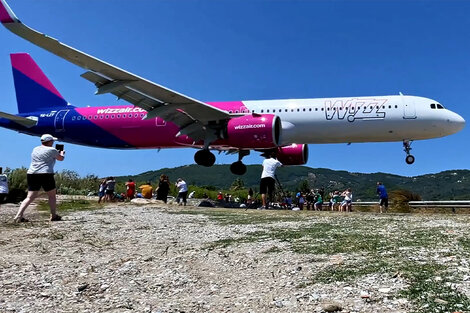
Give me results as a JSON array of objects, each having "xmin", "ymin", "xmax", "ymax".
[{"xmin": 241, "ymin": 95, "xmax": 465, "ymax": 145}]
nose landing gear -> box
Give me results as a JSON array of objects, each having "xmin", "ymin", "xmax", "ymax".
[{"xmin": 403, "ymin": 140, "xmax": 415, "ymax": 164}]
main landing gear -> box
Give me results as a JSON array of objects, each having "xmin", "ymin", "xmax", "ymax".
[
  {"xmin": 194, "ymin": 149, "xmax": 216, "ymax": 167},
  {"xmin": 230, "ymin": 150, "xmax": 250, "ymax": 175},
  {"xmin": 194, "ymin": 149, "xmax": 249, "ymax": 175},
  {"xmin": 403, "ymin": 140, "xmax": 415, "ymax": 164}
]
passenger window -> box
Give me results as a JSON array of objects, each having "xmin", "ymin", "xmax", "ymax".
[
  {"xmin": 111, "ymin": 115, "xmax": 115, "ymax": 119},
  {"xmin": 77, "ymin": 116, "xmax": 81, "ymax": 120},
  {"xmin": 100, "ymin": 116, "xmax": 104, "ymax": 119},
  {"xmin": 117, "ymin": 114, "xmax": 121, "ymax": 118},
  {"xmin": 266, "ymin": 110, "xmax": 269, "ymax": 113},
  {"xmin": 315, "ymin": 108, "xmax": 318, "ymax": 111},
  {"xmin": 303, "ymin": 108, "xmax": 306, "ymax": 112},
  {"xmin": 297, "ymin": 109, "xmax": 300, "ymax": 112},
  {"xmin": 309, "ymin": 108, "xmax": 312, "ymax": 111},
  {"xmin": 94, "ymin": 116, "xmax": 98, "ymax": 119},
  {"xmin": 388, "ymin": 105, "xmax": 391, "ymax": 109},
  {"xmin": 279, "ymin": 109, "xmax": 282, "ymax": 112},
  {"xmin": 105, "ymin": 115, "xmax": 109, "ymax": 119},
  {"xmin": 321, "ymin": 108, "xmax": 324, "ymax": 111},
  {"xmin": 285, "ymin": 109, "xmax": 288, "ymax": 112},
  {"xmin": 72, "ymin": 116, "xmax": 76, "ymax": 120},
  {"xmin": 88, "ymin": 116, "xmax": 92, "ymax": 119}
]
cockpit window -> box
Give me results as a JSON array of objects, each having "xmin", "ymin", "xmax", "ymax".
[
  {"xmin": 430, "ymin": 103, "xmax": 436, "ymax": 109},
  {"xmin": 437, "ymin": 104, "xmax": 444, "ymax": 109}
]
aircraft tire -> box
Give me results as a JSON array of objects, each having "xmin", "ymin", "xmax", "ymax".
[
  {"xmin": 230, "ymin": 161, "xmax": 247, "ymax": 175},
  {"xmin": 405, "ymin": 155, "xmax": 415, "ymax": 164},
  {"xmin": 194, "ymin": 149, "xmax": 216, "ymax": 167}
]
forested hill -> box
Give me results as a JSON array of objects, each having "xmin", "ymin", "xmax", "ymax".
[{"xmin": 117, "ymin": 165, "xmax": 470, "ymax": 201}]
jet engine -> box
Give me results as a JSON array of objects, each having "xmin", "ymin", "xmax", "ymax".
[
  {"xmin": 276, "ymin": 144, "xmax": 309, "ymax": 165},
  {"xmin": 225, "ymin": 114, "xmax": 281, "ymax": 149}
]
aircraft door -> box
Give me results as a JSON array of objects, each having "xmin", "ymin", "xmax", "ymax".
[
  {"xmin": 402, "ymin": 95, "xmax": 417, "ymax": 119},
  {"xmin": 54, "ymin": 110, "xmax": 69, "ymax": 132}
]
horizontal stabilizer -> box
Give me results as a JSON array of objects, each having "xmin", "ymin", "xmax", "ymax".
[{"xmin": 0, "ymin": 111, "xmax": 37, "ymax": 128}]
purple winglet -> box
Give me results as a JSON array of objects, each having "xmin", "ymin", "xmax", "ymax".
[{"xmin": 0, "ymin": 0, "xmax": 16, "ymax": 23}]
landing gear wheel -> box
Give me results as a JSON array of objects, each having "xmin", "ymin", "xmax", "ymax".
[
  {"xmin": 230, "ymin": 161, "xmax": 247, "ymax": 175},
  {"xmin": 405, "ymin": 155, "xmax": 415, "ymax": 165},
  {"xmin": 194, "ymin": 149, "xmax": 216, "ymax": 167}
]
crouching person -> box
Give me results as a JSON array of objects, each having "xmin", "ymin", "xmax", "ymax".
[{"xmin": 14, "ymin": 134, "xmax": 65, "ymax": 222}]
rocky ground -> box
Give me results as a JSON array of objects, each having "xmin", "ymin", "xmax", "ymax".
[{"xmin": 1, "ymin": 200, "xmax": 470, "ymax": 313}]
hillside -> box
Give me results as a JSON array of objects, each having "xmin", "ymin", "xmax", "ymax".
[{"xmin": 116, "ymin": 165, "xmax": 470, "ymax": 201}]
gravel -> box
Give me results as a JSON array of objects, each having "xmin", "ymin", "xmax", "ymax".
[{"xmin": 1, "ymin": 201, "xmax": 470, "ymax": 313}]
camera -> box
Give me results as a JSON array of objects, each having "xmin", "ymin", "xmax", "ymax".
[{"xmin": 55, "ymin": 144, "xmax": 64, "ymax": 151}]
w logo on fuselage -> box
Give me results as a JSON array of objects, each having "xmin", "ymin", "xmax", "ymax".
[{"xmin": 325, "ymin": 98, "xmax": 387, "ymax": 122}]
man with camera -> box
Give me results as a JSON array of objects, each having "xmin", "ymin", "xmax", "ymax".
[{"xmin": 14, "ymin": 134, "xmax": 65, "ymax": 222}]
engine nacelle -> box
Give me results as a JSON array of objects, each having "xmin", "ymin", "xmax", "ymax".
[
  {"xmin": 225, "ymin": 114, "xmax": 281, "ymax": 149},
  {"xmin": 277, "ymin": 144, "xmax": 309, "ymax": 165}
]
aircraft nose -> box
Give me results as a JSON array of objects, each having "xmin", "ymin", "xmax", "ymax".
[{"xmin": 447, "ymin": 111, "xmax": 465, "ymax": 134}]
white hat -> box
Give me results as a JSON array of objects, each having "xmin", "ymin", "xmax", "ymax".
[{"xmin": 40, "ymin": 134, "xmax": 58, "ymax": 142}]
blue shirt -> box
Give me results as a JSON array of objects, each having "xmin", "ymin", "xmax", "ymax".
[{"xmin": 377, "ymin": 185, "xmax": 388, "ymax": 199}]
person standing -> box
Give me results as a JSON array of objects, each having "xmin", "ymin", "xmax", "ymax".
[
  {"xmin": 125, "ymin": 179, "xmax": 136, "ymax": 200},
  {"xmin": 156, "ymin": 174, "xmax": 170, "ymax": 203},
  {"xmin": 105, "ymin": 177, "xmax": 116, "ymax": 201},
  {"xmin": 259, "ymin": 151, "xmax": 282, "ymax": 209},
  {"xmin": 176, "ymin": 178, "xmax": 188, "ymax": 206},
  {"xmin": 98, "ymin": 179, "xmax": 107, "ymax": 203},
  {"xmin": 0, "ymin": 170, "xmax": 9, "ymax": 203},
  {"xmin": 14, "ymin": 134, "xmax": 65, "ymax": 222},
  {"xmin": 376, "ymin": 182, "xmax": 389, "ymax": 213},
  {"xmin": 340, "ymin": 188, "xmax": 353, "ymax": 212}
]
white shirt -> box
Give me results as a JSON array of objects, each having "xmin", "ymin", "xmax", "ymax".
[
  {"xmin": 0, "ymin": 174, "xmax": 8, "ymax": 194},
  {"xmin": 261, "ymin": 157, "xmax": 282, "ymax": 179},
  {"xmin": 177, "ymin": 180, "xmax": 188, "ymax": 193},
  {"xmin": 27, "ymin": 145, "xmax": 59, "ymax": 174}
]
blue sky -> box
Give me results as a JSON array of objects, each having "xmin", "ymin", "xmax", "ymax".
[{"xmin": 0, "ymin": 0, "xmax": 468, "ymax": 178}]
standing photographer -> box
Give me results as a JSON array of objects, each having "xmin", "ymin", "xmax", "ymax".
[{"xmin": 14, "ymin": 134, "xmax": 65, "ymax": 222}]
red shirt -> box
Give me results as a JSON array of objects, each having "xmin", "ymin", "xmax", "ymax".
[{"xmin": 126, "ymin": 181, "xmax": 136, "ymax": 196}]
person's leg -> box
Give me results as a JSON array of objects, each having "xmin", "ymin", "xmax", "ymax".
[
  {"xmin": 46, "ymin": 188, "xmax": 59, "ymax": 218},
  {"xmin": 176, "ymin": 193, "xmax": 181, "ymax": 204},
  {"xmin": 15, "ymin": 190, "xmax": 39, "ymax": 220},
  {"xmin": 182, "ymin": 191, "xmax": 188, "ymax": 206},
  {"xmin": 261, "ymin": 193, "xmax": 267, "ymax": 207}
]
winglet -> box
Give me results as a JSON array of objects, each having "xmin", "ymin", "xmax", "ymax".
[{"xmin": 0, "ymin": 0, "xmax": 19, "ymax": 24}]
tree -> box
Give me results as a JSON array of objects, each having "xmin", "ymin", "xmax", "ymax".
[
  {"xmin": 231, "ymin": 178, "xmax": 245, "ymax": 191},
  {"xmin": 298, "ymin": 179, "xmax": 310, "ymax": 194}
]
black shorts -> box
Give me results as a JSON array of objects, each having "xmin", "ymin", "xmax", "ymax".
[
  {"xmin": 380, "ymin": 198, "xmax": 388, "ymax": 207},
  {"xmin": 260, "ymin": 177, "xmax": 275, "ymax": 195},
  {"xmin": 27, "ymin": 173, "xmax": 56, "ymax": 192}
]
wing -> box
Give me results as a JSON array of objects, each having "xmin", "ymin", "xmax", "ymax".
[{"xmin": 0, "ymin": 0, "xmax": 230, "ymax": 141}]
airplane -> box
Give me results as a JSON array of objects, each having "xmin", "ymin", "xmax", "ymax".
[{"xmin": 0, "ymin": 0, "xmax": 465, "ymax": 175}]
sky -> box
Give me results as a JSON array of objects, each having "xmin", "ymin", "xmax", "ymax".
[{"xmin": 0, "ymin": 0, "xmax": 469, "ymax": 178}]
